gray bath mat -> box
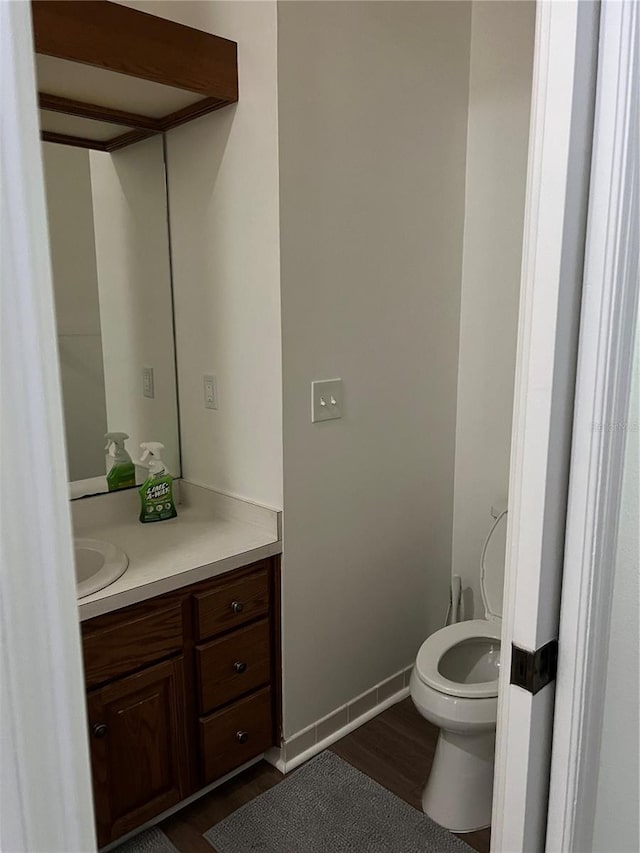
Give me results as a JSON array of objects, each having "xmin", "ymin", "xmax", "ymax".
[
  {"xmin": 204, "ymin": 750, "xmax": 475, "ymax": 853},
  {"xmin": 114, "ymin": 827, "xmax": 179, "ymax": 853}
]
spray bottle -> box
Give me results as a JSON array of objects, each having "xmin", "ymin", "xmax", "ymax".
[
  {"xmin": 104, "ymin": 432, "xmax": 135, "ymax": 491},
  {"xmin": 138, "ymin": 442, "xmax": 177, "ymax": 523}
]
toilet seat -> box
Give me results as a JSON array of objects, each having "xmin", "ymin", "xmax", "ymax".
[{"xmin": 415, "ymin": 619, "xmax": 501, "ymax": 699}]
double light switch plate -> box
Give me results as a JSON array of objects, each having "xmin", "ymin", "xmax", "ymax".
[{"xmin": 312, "ymin": 379, "xmax": 344, "ymax": 423}]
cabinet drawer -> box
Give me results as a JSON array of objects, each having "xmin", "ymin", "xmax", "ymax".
[
  {"xmin": 83, "ymin": 603, "xmax": 183, "ymax": 688},
  {"xmin": 195, "ymin": 565, "xmax": 269, "ymax": 640},
  {"xmin": 199, "ymin": 687, "xmax": 272, "ymax": 784},
  {"xmin": 197, "ymin": 619, "xmax": 270, "ymax": 714}
]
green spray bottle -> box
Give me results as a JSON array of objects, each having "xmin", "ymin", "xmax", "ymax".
[
  {"xmin": 105, "ymin": 432, "xmax": 136, "ymax": 491},
  {"xmin": 138, "ymin": 442, "xmax": 177, "ymax": 523}
]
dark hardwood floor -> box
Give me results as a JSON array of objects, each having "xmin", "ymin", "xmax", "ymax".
[
  {"xmin": 330, "ymin": 699, "xmax": 491, "ymax": 853},
  {"xmin": 161, "ymin": 698, "xmax": 491, "ymax": 853}
]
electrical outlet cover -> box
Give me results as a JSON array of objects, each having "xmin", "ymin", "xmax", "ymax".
[
  {"xmin": 203, "ymin": 374, "xmax": 218, "ymax": 410},
  {"xmin": 142, "ymin": 366, "xmax": 154, "ymax": 399}
]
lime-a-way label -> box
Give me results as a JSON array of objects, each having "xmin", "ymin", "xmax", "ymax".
[{"xmin": 139, "ymin": 476, "xmax": 177, "ymax": 523}]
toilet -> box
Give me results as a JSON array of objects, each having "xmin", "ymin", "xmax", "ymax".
[{"xmin": 410, "ymin": 506, "xmax": 507, "ymax": 833}]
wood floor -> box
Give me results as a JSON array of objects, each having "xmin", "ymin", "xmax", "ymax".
[{"xmin": 161, "ymin": 698, "xmax": 491, "ymax": 853}]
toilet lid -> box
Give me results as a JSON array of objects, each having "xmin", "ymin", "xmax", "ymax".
[{"xmin": 480, "ymin": 510, "xmax": 507, "ymax": 622}]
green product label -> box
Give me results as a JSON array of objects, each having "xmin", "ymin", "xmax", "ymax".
[
  {"xmin": 107, "ymin": 462, "xmax": 136, "ymax": 492},
  {"xmin": 139, "ymin": 476, "xmax": 177, "ymax": 523}
]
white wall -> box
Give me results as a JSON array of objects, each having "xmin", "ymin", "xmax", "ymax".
[
  {"xmin": 111, "ymin": 0, "xmax": 534, "ymax": 742},
  {"xmin": 591, "ymin": 320, "xmax": 639, "ymax": 853},
  {"xmin": 124, "ymin": 0, "xmax": 283, "ymax": 509},
  {"xmin": 42, "ymin": 143, "xmax": 108, "ymax": 481},
  {"xmin": 451, "ymin": 1, "xmax": 535, "ymax": 618},
  {"xmin": 90, "ymin": 136, "xmax": 179, "ymax": 477},
  {"xmin": 278, "ymin": 0, "xmax": 471, "ymax": 736}
]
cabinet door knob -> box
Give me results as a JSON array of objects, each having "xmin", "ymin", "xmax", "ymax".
[
  {"xmin": 93, "ymin": 723, "xmax": 108, "ymax": 738},
  {"xmin": 231, "ymin": 600, "xmax": 244, "ymax": 613},
  {"xmin": 233, "ymin": 661, "xmax": 247, "ymax": 674},
  {"xmin": 236, "ymin": 730, "xmax": 249, "ymax": 744}
]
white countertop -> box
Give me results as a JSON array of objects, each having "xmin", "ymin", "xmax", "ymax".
[{"xmin": 75, "ymin": 481, "xmax": 282, "ymax": 621}]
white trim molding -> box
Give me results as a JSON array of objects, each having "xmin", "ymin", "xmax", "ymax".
[
  {"xmin": 266, "ymin": 667, "xmax": 412, "ymax": 774},
  {"xmin": 491, "ymin": 1, "xmax": 600, "ymax": 850},
  {"xmin": 0, "ymin": 2, "xmax": 96, "ymax": 851},
  {"xmin": 546, "ymin": 2, "xmax": 640, "ymax": 851}
]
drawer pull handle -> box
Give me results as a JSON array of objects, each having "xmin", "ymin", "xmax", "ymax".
[
  {"xmin": 234, "ymin": 661, "xmax": 247, "ymax": 674},
  {"xmin": 93, "ymin": 723, "xmax": 108, "ymax": 739},
  {"xmin": 231, "ymin": 600, "xmax": 244, "ymax": 614},
  {"xmin": 236, "ymin": 730, "xmax": 249, "ymax": 744}
]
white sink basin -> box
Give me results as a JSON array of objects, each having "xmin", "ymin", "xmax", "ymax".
[{"xmin": 75, "ymin": 538, "xmax": 128, "ymax": 599}]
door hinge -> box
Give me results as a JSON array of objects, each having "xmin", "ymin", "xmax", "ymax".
[{"xmin": 510, "ymin": 639, "xmax": 558, "ymax": 695}]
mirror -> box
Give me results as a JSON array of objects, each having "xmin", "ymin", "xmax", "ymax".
[{"xmin": 42, "ymin": 135, "xmax": 180, "ymax": 498}]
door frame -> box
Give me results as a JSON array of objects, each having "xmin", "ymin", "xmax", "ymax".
[
  {"xmin": 545, "ymin": 1, "xmax": 639, "ymax": 850},
  {"xmin": 493, "ymin": 0, "xmax": 639, "ymax": 850},
  {"xmin": 0, "ymin": 2, "xmax": 96, "ymax": 851},
  {"xmin": 491, "ymin": 1, "xmax": 600, "ymax": 850}
]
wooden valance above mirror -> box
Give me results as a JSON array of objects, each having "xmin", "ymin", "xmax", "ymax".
[{"xmin": 32, "ymin": 0, "xmax": 238, "ymax": 152}]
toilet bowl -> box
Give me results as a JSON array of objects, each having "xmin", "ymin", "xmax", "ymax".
[{"xmin": 410, "ymin": 506, "xmax": 507, "ymax": 833}]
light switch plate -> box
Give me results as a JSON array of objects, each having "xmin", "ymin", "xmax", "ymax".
[
  {"xmin": 203, "ymin": 374, "xmax": 218, "ymax": 410},
  {"xmin": 312, "ymin": 379, "xmax": 343, "ymax": 423},
  {"xmin": 142, "ymin": 366, "xmax": 154, "ymax": 399}
]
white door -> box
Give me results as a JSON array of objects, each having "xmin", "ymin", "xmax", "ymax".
[
  {"xmin": 0, "ymin": 2, "xmax": 96, "ymax": 850},
  {"xmin": 491, "ymin": 2, "xmax": 601, "ymax": 851}
]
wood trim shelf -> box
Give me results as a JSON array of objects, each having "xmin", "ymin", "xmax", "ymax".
[
  {"xmin": 41, "ymin": 128, "xmax": 156, "ymax": 153},
  {"xmin": 32, "ymin": 0, "xmax": 238, "ymax": 151},
  {"xmin": 106, "ymin": 129, "xmax": 157, "ymax": 152},
  {"xmin": 39, "ymin": 93, "xmax": 160, "ymax": 130},
  {"xmin": 41, "ymin": 130, "xmax": 110, "ymax": 152},
  {"xmin": 31, "ymin": 1, "xmax": 238, "ymax": 99}
]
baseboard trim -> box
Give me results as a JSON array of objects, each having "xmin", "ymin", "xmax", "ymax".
[
  {"xmin": 283, "ymin": 686, "xmax": 411, "ymax": 773},
  {"xmin": 265, "ymin": 666, "xmax": 413, "ymax": 774}
]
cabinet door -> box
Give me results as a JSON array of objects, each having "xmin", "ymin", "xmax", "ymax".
[{"xmin": 87, "ymin": 657, "xmax": 189, "ymax": 846}]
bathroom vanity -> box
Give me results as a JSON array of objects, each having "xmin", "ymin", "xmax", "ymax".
[{"xmin": 75, "ymin": 485, "xmax": 282, "ymax": 847}]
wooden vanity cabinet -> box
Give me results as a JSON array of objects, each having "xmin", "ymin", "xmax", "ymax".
[
  {"xmin": 81, "ymin": 557, "xmax": 281, "ymax": 847},
  {"xmin": 86, "ymin": 658, "xmax": 189, "ymax": 844}
]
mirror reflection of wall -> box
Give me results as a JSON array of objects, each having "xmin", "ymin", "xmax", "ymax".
[{"xmin": 42, "ymin": 135, "xmax": 180, "ymax": 496}]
